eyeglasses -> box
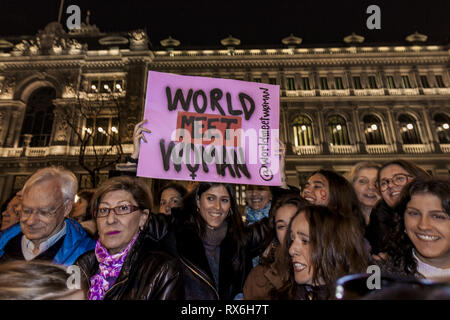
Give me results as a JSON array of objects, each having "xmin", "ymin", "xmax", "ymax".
[
  {"xmin": 21, "ymin": 201, "xmax": 66, "ymax": 219},
  {"xmin": 95, "ymin": 204, "xmax": 140, "ymax": 218},
  {"xmin": 378, "ymin": 173, "xmax": 413, "ymax": 192}
]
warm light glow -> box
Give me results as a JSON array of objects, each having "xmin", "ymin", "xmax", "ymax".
[
  {"xmin": 443, "ymin": 123, "xmax": 449, "ymax": 130},
  {"xmin": 74, "ymin": 195, "xmax": 80, "ymax": 203},
  {"xmin": 371, "ymin": 124, "xmax": 378, "ymax": 131},
  {"xmin": 301, "ymin": 125, "xmax": 307, "ymax": 131},
  {"xmin": 103, "ymin": 84, "xmax": 109, "ymax": 90},
  {"xmin": 407, "ymin": 123, "xmax": 414, "ymax": 130},
  {"xmin": 115, "ymin": 83, "xmax": 121, "ymax": 89},
  {"xmin": 111, "ymin": 126, "xmax": 118, "ymax": 133},
  {"xmin": 91, "ymin": 84, "xmax": 97, "ymax": 90},
  {"xmin": 85, "ymin": 128, "xmax": 92, "ymax": 134},
  {"xmin": 336, "ymin": 125, "xmax": 342, "ymax": 131},
  {"xmin": 98, "ymin": 127, "xmax": 104, "ymax": 133}
]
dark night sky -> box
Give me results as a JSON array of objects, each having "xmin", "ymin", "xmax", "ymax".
[{"xmin": 0, "ymin": 0, "xmax": 449, "ymax": 48}]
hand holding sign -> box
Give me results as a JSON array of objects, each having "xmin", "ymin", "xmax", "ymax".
[{"xmin": 131, "ymin": 119, "xmax": 151, "ymax": 159}]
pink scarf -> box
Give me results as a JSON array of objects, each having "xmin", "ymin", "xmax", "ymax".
[{"xmin": 88, "ymin": 232, "xmax": 140, "ymax": 300}]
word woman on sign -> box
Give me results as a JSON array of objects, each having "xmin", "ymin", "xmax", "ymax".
[{"xmin": 134, "ymin": 71, "xmax": 281, "ymax": 186}]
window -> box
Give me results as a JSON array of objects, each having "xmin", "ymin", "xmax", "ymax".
[
  {"xmin": 327, "ymin": 115, "xmax": 350, "ymax": 145},
  {"xmin": 320, "ymin": 77, "xmax": 329, "ymax": 90},
  {"xmin": 302, "ymin": 77, "xmax": 311, "ymax": 90},
  {"xmin": 253, "ymin": 78, "xmax": 261, "ymax": 83},
  {"xmin": 401, "ymin": 76, "xmax": 412, "ymax": 89},
  {"xmin": 20, "ymin": 87, "xmax": 55, "ymax": 147},
  {"xmin": 286, "ymin": 77, "xmax": 296, "ymax": 90},
  {"xmin": 353, "ymin": 77, "xmax": 362, "ymax": 89},
  {"xmin": 85, "ymin": 117, "xmax": 119, "ymax": 146},
  {"xmin": 398, "ymin": 114, "xmax": 421, "ymax": 144},
  {"xmin": 90, "ymin": 79, "xmax": 124, "ymax": 93},
  {"xmin": 436, "ymin": 75, "xmax": 445, "ymax": 88},
  {"xmin": 292, "ymin": 116, "xmax": 314, "ymax": 146},
  {"xmin": 269, "ymin": 78, "xmax": 277, "ymax": 85},
  {"xmin": 363, "ymin": 114, "xmax": 386, "ymax": 144},
  {"xmin": 335, "ymin": 77, "xmax": 344, "ymax": 90},
  {"xmin": 420, "ymin": 75, "xmax": 430, "ymax": 88},
  {"xmin": 387, "ymin": 76, "xmax": 396, "ymax": 89},
  {"xmin": 368, "ymin": 76, "xmax": 378, "ymax": 89},
  {"xmin": 433, "ymin": 113, "xmax": 450, "ymax": 144}
]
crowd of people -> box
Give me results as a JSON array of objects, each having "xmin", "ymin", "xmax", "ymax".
[{"xmin": 0, "ymin": 121, "xmax": 449, "ymax": 300}]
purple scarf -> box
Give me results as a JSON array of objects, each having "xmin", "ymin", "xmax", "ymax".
[{"xmin": 88, "ymin": 232, "xmax": 140, "ymax": 300}]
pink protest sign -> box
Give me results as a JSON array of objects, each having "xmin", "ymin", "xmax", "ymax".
[{"xmin": 137, "ymin": 71, "xmax": 280, "ymax": 185}]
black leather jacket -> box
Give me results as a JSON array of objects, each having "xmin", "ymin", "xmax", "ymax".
[
  {"xmin": 75, "ymin": 228, "xmax": 184, "ymax": 300},
  {"xmin": 153, "ymin": 209, "xmax": 272, "ymax": 300}
]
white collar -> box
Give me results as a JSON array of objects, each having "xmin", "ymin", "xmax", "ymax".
[
  {"xmin": 413, "ymin": 249, "xmax": 450, "ymax": 282},
  {"xmin": 21, "ymin": 221, "xmax": 67, "ymax": 261}
]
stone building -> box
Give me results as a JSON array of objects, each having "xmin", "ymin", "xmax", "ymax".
[{"xmin": 0, "ymin": 20, "xmax": 449, "ymax": 204}]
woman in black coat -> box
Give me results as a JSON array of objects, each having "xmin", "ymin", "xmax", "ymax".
[{"xmin": 159, "ymin": 182, "xmax": 272, "ymax": 300}]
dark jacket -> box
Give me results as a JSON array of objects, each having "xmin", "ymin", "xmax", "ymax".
[
  {"xmin": 75, "ymin": 229, "xmax": 184, "ymax": 300},
  {"xmin": 365, "ymin": 199, "xmax": 397, "ymax": 254},
  {"xmin": 155, "ymin": 209, "xmax": 272, "ymax": 300}
]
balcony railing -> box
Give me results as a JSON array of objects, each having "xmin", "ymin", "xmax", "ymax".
[
  {"xmin": 0, "ymin": 144, "xmax": 133, "ymax": 158},
  {"xmin": 285, "ymin": 90, "xmax": 316, "ymax": 97},
  {"xmin": 440, "ymin": 144, "xmax": 450, "ymax": 153},
  {"xmin": 402, "ymin": 144, "xmax": 429, "ymax": 154},
  {"xmin": 329, "ymin": 145, "xmax": 358, "ymax": 154},
  {"xmin": 293, "ymin": 145, "xmax": 322, "ymax": 155},
  {"xmin": 366, "ymin": 144, "xmax": 393, "ymax": 154},
  {"xmin": 354, "ymin": 89, "xmax": 385, "ymax": 96}
]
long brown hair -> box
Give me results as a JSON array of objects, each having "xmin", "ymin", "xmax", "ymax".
[{"xmin": 275, "ymin": 204, "xmax": 370, "ymax": 299}]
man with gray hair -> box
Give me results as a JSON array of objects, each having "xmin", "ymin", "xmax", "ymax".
[{"xmin": 0, "ymin": 166, "xmax": 95, "ymax": 266}]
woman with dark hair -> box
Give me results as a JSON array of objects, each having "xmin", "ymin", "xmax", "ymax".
[
  {"xmin": 301, "ymin": 169, "xmax": 365, "ymax": 228},
  {"xmin": 365, "ymin": 159, "xmax": 431, "ymax": 256},
  {"xmin": 275, "ymin": 205, "xmax": 370, "ymax": 300},
  {"xmin": 243, "ymin": 195, "xmax": 307, "ymax": 299},
  {"xmin": 75, "ymin": 176, "xmax": 184, "ymax": 300},
  {"xmin": 157, "ymin": 182, "xmax": 187, "ymax": 215},
  {"xmin": 383, "ymin": 178, "xmax": 450, "ymax": 282},
  {"xmin": 1, "ymin": 194, "xmax": 21, "ymax": 231},
  {"xmin": 159, "ymin": 182, "xmax": 271, "ymax": 300}
]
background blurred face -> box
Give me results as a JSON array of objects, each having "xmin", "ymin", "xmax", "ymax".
[
  {"xmin": 353, "ymin": 168, "xmax": 380, "ymax": 209},
  {"xmin": 245, "ymin": 186, "xmax": 272, "ymax": 211},
  {"xmin": 379, "ymin": 164, "xmax": 413, "ymax": 208},
  {"xmin": 97, "ymin": 190, "xmax": 148, "ymax": 255},
  {"xmin": 20, "ymin": 179, "xmax": 69, "ymax": 246},
  {"xmin": 1, "ymin": 196, "xmax": 21, "ymax": 231},
  {"xmin": 302, "ymin": 174, "xmax": 329, "ymax": 206},
  {"xmin": 404, "ymin": 193, "xmax": 450, "ymax": 269},
  {"xmin": 159, "ymin": 188, "xmax": 182, "ymax": 215},
  {"xmin": 275, "ymin": 204, "xmax": 297, "ymax": 244},
  {"xmin": 197, "ymin": 185, "xmax": 231, "ymax": 228},
  {"xmin": 71, "ymin": 198, "xmax": 88, "ymax": 222},
  {"xmin": 289, "ymin": 212, "xmax": 314, "ymax": 285}
]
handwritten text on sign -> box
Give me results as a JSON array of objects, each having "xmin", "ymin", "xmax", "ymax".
[{"xmin": 137, "ymin": 71, "xmax": 280, "ymax": 185}]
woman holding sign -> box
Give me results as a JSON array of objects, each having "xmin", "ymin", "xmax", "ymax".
[
  {"xmin": 163, "ymin": 182, "xmax": 272, "ymax": 299},
  {"xmin": 126, "ymin": 119, "xmax": 280, "ymax": 299}
]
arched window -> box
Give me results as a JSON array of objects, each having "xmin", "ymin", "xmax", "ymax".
[
  {"xmin": 433, "ymin": 113, "xmax": 450, "ymax": 144},
  {"xmin": 398, "ymin": 114, "xmax": 421, "ymax": 144},
  {"xmin": 363, "ymin": 114, "xmax": 386, "ymax": 144},
  {"xmin": 328, "ymin": 115, "xmax": 350, "ymax": 145},
  {"xmin": 292, "ymin": 115, "xmax": 314, "ymax": 146},
  {"xmin": 20, "ymin": 87, "xmax": 56, "ymax": 147}
]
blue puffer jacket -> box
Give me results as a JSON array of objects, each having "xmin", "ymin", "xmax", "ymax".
[{"xmin": 0, "ymin": 218, "xmax": 96, "ymax": 266}]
